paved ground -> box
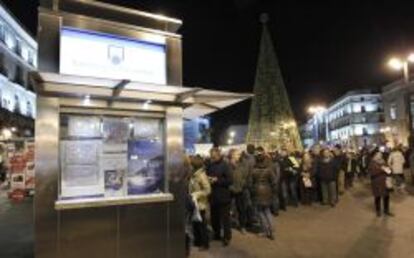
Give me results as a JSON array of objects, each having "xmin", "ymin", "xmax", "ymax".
[
  {"xmin": 191, "ymin": 179, "xmax": 414, "ymax": 258},
  {"xmin": 1, "ymin": 178, "xmax": 414, "ymax": 258},
  {"xmin": 0, "ymin": 187, "xmax": 34, "ymax": 258}
]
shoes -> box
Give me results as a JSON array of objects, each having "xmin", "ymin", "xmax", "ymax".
[
  {"xmin": 267, "ymin": 233, "xmax": 275, "ymax": 240},
  {"xmin": 222, "ymin": 239, "xmax": 230, "ymax": 247},
  {"xmin": 199, "ymin": 246, "xmax": 209, "ymax": 252},
  {"xmin": 384, "ymin": 212, "xmax": 395, "ymax": 217},
  {"xmin": 213, "ymin": 235, "xmax": 222, "ymax": 241},
  {"xmin": 376, "ymin": 212, "xmax": 381, "ymax": 218}
]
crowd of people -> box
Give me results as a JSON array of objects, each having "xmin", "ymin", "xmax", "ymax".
[{"xmin": 184, "ymin": 143, "xmax": 414, "ymax": 256}]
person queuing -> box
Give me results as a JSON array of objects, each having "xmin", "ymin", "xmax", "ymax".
[
  {"xmin": 249, "ymin": 147, "xmax": 277, "ymax": 240},
  {"xmin": 388, "ymin": 146, "xmax": 406, "ymax": 191},
  {"xmin": 228, "ymin": 149, "xmax": 249, "ymax": 233},
  {"xmin": 358, "ymin": 148, "xmax": 370, "ymax": 178},
  {"xmin": 344, "ymin": 151, "xmax": 359, "ymax": 189},
  {"xmin": 332, "ymin": 146, "xmax": 346, "ymax": 196},
  {"xmin": 207, "ymin": 147, "xmax": 233, "ymax": 246},
  {"xmin": 369, "ymin": 151, "xmax": 394, "ymax": 217},
  {"xmin": 188, "ymin": 155, "xmax": 211, "ymax": 251},
  {"xmin": 185, "ymin": 144, "xmax": 413, "ymax": 254},
  {"xmin": 410, "ymin": 149, "xmax": 414, "ymax": 186},
  {"xmin": 270, "ymin": 152, "xmax": 281, "ymax": 216},
  {"xmin": 317, "ymin": 149, "xmax": 338, "ymax": 207},
  {"xmin": 279, "ymin": 149, "xmax": 300, "ymax": 208},
  {"xmin": 243, "ymin": 144, "xmax": 257, "ymax": 227},
  {"xmin": 300, "ymin": 152, "xmax": 316, "ymax": 205}
]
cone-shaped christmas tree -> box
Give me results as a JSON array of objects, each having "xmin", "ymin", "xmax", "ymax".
[{"xmin": 246, "ymin": 14, "xmax": 302, "ymax": 151}]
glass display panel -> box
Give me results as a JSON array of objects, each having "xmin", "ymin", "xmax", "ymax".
[{"xmin": 59, "ymin": 114, "xmax": 165, "ymax": 200}]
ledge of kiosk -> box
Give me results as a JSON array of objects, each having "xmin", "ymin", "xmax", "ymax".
[{"xmin": 55, "ymin": 193, "xmax": 174, "ymax": 210}]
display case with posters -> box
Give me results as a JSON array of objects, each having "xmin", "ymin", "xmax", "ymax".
[{"xmin": 57, "ymin": 114, "xmax": 168, "ymax": 207}]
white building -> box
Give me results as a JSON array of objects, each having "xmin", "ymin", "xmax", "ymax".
[
  {"xmin": 0, "ymin": 2, "xmax": 37, "ymax": 123},
  {"xmin": 301, "ymin": 90, "xmax": 385, "ymax": 149}
]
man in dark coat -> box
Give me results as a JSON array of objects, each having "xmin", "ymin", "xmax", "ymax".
[
  {"xmin": 207, "ymin": 147, "xmax": 233, "ymax": 246},
  {"xmin": 279, "ymin": 149, "xmax": 300, "ymax": 208},
  {"xmin": 317, "ymin": 149, "xmax": 337, "ymax": 207}
]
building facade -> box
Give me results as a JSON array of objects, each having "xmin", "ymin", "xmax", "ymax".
[
  {"xmin": 381, "ymin": 79, "xmax": 414, "ymax": 147},
  {"xmin": 301, "ymin": 90, "xmax": 384, "ymax": 149},
  {"xmin": 0, "ymin": 2, "xmax": 37, "ymax": 139}
]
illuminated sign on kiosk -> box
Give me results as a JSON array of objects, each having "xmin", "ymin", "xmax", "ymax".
[{"xmin": 59, "ymin": 27, "xmax": 167, "ymax": 84}]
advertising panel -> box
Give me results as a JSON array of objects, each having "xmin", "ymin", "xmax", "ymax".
[{"xmin": 60, "ymin": 27, "xmax": 167, "ymax": 84}]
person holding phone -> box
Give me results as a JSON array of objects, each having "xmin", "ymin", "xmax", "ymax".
[{"xmin": 206, "ymin": 147, "xmax": 233, "ymax": 246}]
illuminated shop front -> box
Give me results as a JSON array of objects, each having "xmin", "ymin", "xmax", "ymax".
[{"xmin": 33, "ymin": 1, "xmax": 250, "ymax": 258}]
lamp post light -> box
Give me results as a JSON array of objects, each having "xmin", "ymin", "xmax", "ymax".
[
  {"xmin": 307, "ymin": 105, "xmax": 327, "ymax": 145},
  {"xmin": 227, "ymin": 131, "xmax": 236, "ymax": 146},
  {"xmin": 388, "ymin": 54, "xmax": 414, "ymax": 83}
]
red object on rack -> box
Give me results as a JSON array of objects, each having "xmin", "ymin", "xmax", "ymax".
[{"xmin": 8, "ymin": 189, "xmax": 26, "ymax": 202}]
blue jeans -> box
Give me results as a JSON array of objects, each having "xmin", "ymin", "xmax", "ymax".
[
  {"xmin": 281, "ymin": 177, "xmax": 299, "ymax": 207},
  {"xmin": 321, "ymin": 181, "xmax": 337, "ymax": 205},
  {"xmin": 257, "ymin": 205, "xmax": 273, "ymax": 236}
]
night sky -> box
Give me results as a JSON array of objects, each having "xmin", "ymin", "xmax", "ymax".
[{"xmin": 3, "ymin": 0, "xmax": 414, "ymax": 141}]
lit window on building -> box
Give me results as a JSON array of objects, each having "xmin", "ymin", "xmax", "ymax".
[
  {"xmin": 5, "ymin": 30, "xmax": 15, "ymax": 50},
  {"xmin": 0, "ymin": 52, "xmax": 6, "ymax": 76},
  {"xmin": 26, "ymin": 100, "xmax": 32, "ymax": 117},
  {"xmin": 0, "ymin": 22, "xmax": 5, "ymax": 42},
  {"xmin": 14, "ymin": 94, "xmax": 20, "ymax": 113},
  {"xmin": 390, "ymin": 103, "xmax": 397, "ymax": 120}
]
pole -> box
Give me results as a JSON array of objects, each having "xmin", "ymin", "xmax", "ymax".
[{"xmin": 403, "ymin": 61, "xmax": 410, "ymax": 83}]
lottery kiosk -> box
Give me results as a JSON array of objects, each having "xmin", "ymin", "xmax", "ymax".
[{"xmin": 33, "ymin": 1, "xmax": 251, "ymax": 258}]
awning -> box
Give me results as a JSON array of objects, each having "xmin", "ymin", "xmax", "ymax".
[{"xmin": 30, "ymin": 72, "xmax": 252, "ymax": 119}]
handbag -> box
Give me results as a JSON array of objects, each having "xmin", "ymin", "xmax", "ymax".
[
  {"xmin": 191, "ymin": 197, "xmax": 202, "ymax": 222},
  {"xmin": 303, "ymin": 177, "xmax": 313, "ymax": 188},
  {"xmin": 385, "ymin": 176, "xmax": 394, "ymax": 190}
]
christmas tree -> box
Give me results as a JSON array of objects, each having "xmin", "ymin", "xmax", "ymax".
[{"xmin": 246, "ymin": 13, "xmax": 302, "ymax": 151}]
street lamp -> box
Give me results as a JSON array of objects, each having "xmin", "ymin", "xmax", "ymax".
[
  {"xmin": 308, "ymin": 105, "xmax": 326, "ymax": 115},
  {"xmin": 307, "ymin": 105, "xmax": 327, "ymax": 145},
  {"xmin": 387, "ymin": 53, "xmax": 414, "ymax": 83}
]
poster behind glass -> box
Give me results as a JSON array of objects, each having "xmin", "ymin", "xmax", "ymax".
[
  {"xmin": 127, "ymin": 119, "xmax": 164, "ymax": 195},
  {"xmin": 59, "ymin": 115, "xmax": 165, "ymax": 200}
]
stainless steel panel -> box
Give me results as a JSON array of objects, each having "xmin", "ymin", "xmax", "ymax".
[
  {"xmin": 166, "ymin": 38, "xmax": 183, "ymax": 86},
  {"xmin": 35, "ymin": 97, "xmax": 60, "ymax": 258},
  {"xmin": 165, "ymin": 107, "xmax": 185, "ymax": 258},
  {"xmin": 38, "ymin": 12, "xmax": 61, "ymax": 73},
  {"xmin": 119, "ymin": 203, "xmax": 168, "ymax": 258},
  {"xmin": 59, "ymin": 207, "xmax": 117, "ymax": 258},
  {"xmin": 58, "ymin": 0, "xmax": 182, "ymax": 33},
  {"xmin": 55, "ymin": 193, "xmax": 174, "ymax": 210}
]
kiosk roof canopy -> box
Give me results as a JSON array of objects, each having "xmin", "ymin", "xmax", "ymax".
[{"xmin": 31, "ymin": 72, "xmax": 252, "ymax": 119}]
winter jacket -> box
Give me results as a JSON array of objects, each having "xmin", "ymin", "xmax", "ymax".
[
  {"xmin": 317, "ymin": 158, "xmax": 337, "ymax": 182},
  {"xmin": 368, "ymin": 160, "xmax": 389, "ymax": 197},
  {"xmin": 279, "ymin": 156, "xmax": 300, "ymax": 181},
  {"xmin": 230, "ymin": 162, "xmax": 248, "ymax": 194},
  {"xmin": 388, "ymin": 151, "xmax": 405, "ymax": 175},
  {"xmin": 345, "ymin": 157, "xmax": 359, "ymax": 174},
  {"xmin": 189, "ymin": 168, "xmax": 211, "ymax": 211},
  {"xmin": 206, "ymin": 158, "xmax": 233, "ymax": 205},
  {"xmin": 250, "ymin": 162, "xmax": 277, "ymax": 207}
]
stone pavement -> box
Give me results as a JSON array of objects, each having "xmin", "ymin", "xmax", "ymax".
[
  {"xmin": 0, "ymin": 188, "xmax": 34, "ymax": 258},
  {"xmin": 190, "ymin": 180, "xmax": 414, "ymax": 258},
  {"xmin": 1, "ymin": 179, "xmax": 414, "ymax": 258}
]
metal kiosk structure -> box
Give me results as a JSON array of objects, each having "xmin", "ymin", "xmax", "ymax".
[{"xmin": 33, "ymin": 1, "xmax": 251, "ymax": 258}]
